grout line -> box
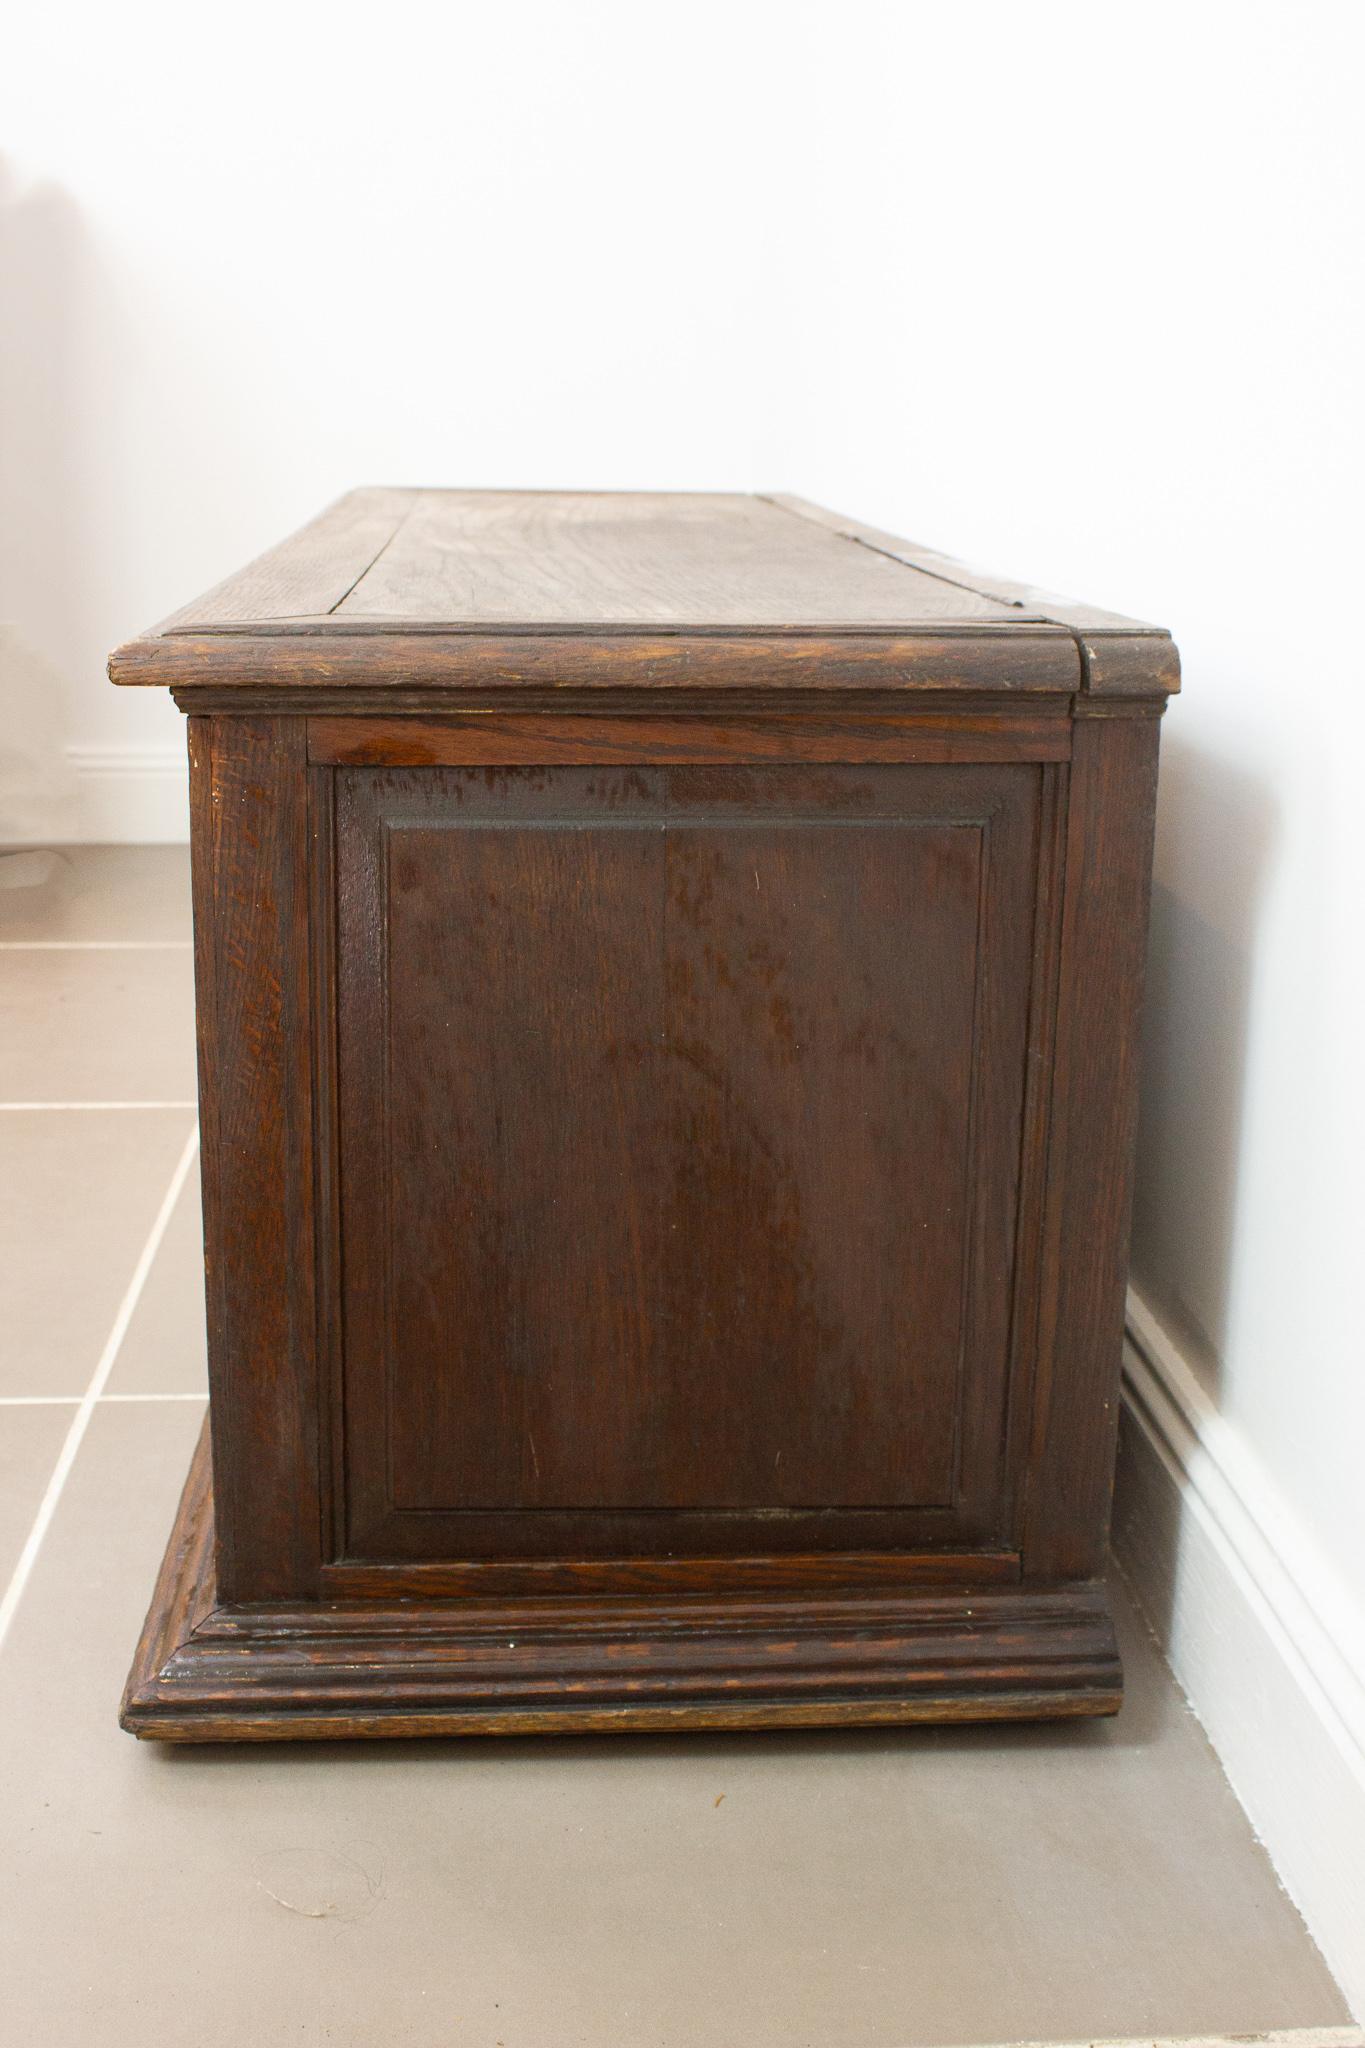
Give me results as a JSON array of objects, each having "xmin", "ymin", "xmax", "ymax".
[
  {"xmin": 0, "ymin": 1124, "xmax": 201, "ymax": 1659},
  {"xmin": 102, "ymin": 1391, "xmax": 207, "ymax": 1403},
  {"xmin": 0, "ymin": 940, "xmax": 193, "ymax": 951},
  {"xmin": 0, "ymin": 1101, "xmax": 198, "ymax": 1112},
  {"xmin": 0, "ymin": 1393, "xmax": 208, "ymax": 1406}
]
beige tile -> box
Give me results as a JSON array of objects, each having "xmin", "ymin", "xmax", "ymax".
[
  {"xmin": 0, "ymin": 1400, "xmax": 1346, "ymax": 2048},
  {"xmin": 0, "ymin": 946, "xmax": 197, "ymax": 1102},
  {"xmin": 0, "ymin": 1403, "xmax": 72, "ymax": 1585},
  {"xmin": 106, "ymin": 1173, "xmax": 207, "ymax": 1396},
  {"xmin": 0, "ymin": 1110, "xmax": 195, "ymax": 1396},
  {"xmin": 0, "ymin": 845, "xmax": 192, "ymax": 943}
]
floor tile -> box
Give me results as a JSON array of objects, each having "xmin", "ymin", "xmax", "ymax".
[
  {"xmin": 0, "ymin": 947, "xmax": 197, "ymax": 1102},
  {"xmin": 0, "ymin": 1110, "xmax": 195, "ymax": 1396},
  {"xmin": 0, "ymin": 1404, "xmax": 72, "ymax": 1586},
  {"xmin": 0, "ymin": 1402, "xmax": 1345, "ymax": 2048},
  {"xmin": 0, "ymin": 845, "xmax": 191, "ymax": 944},
  {"xmin": 106, "ymin": 1173, "xmax": 207, "ymax": 1396}
]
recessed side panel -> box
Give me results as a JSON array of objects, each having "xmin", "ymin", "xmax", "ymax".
[
  {"xmin": 655, "ymin": 809, "xmax": 980, "ymax": 1508},
  {"xmin": 386, "ymin": 805, "xmax": 669, "ymax": 1511},
  {"xmin": 334, "ymin": 762, "xmax": 1039, "ymax": 1560}
]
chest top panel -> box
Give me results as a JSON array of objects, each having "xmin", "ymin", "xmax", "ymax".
[{"xmin": 108, "ymin": 490, "xmax": 1179, "ymax": 699}]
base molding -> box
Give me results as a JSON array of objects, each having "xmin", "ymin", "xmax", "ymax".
[{"xmin": 122, "ymin": 1426, "xmax": 1122, "ymax": 1741}]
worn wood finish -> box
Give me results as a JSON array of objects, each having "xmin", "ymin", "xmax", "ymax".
[
  {"xmin": 113, "ymin": 489, "xmax": 1176, "ymax": 1741},
  {"xmin": 121, "ymin": 1428, "xmax": 1122, "ymax": 1740},
  {"xmin": 116, "ymin": 625, "xmax": 1084, "ymax": 698},
  {"xmin": 153, "ymin": 491, "xmax": 1023, "ymax": 632},
  {"xmin": 333, "ymin": 762, "xmax": 1038, "ymax": 1562},
  {"xmin": 319, "ymin": 1549, "xmax": 1022, "ymax": 1601},
  {"xmin": 188, "ymin": 717, "xmax": 320, "ymax": 1603},
  {"xmin": 1024, "ymin": 710, "xmax": 1163, "ymax": 1577},
  {"xmin": 306, "ymin": 710, "xmax": 1071, "ymax": 766},
  {"xmin": 333, "ymin": 490, "xmax": 1020, "ymax": 626},
  {"xmin": 158, "ymin": 489, "xmax": 417, "ymax": 630},
  {"xmin": 110, "ymin": 490, "xmax": 1174, "ymax": 700},
  {"xmin": 765, "ymin": 494, "xmax": 1182, "ymax": 697},
  {"xmin": 174, "ymin": 687, "xmax": 1080, "ymax": 724}
]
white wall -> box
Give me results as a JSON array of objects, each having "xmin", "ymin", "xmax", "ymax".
[{"xmin": 3, "ymin": 0, "xmax": 1363, "ymax": 1983}]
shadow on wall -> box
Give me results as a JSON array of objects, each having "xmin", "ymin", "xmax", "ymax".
[
  {"xmin": 0, "ymin": 159, "xmax": 83, "ymax": 844},
  {"xmin": 1129, "ymin": 728, "xmax": 1278, "ymax": 1403}
]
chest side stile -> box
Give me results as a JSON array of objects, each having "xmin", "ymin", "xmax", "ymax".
[
  {"xmin": 1022, "ymin": 701, "xmax": 1164, "ymax": 1580},
  {"xmin": 187, "ymin": 712, "xmax": 322, "ymax": 1604}
]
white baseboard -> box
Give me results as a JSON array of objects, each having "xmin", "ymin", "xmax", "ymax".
[
  {"xmin": 1116, "ymin": 1286, "xmax": 1365, "ymax": 2018},
  {"xmin": 972, "ymin": 2035, "xmax": 1364, "ymax": 2048},
  {"xmin": 66, "ymin": 745, "xmax": 189, "ymax": 843}
]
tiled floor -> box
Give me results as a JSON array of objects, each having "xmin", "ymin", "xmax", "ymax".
[{"xmin": 0, "ymin": 846, "xmax": 1350, "ymax": 2047}]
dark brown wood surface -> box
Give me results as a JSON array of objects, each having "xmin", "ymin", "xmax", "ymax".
[
  {"xmin": 334, "ymin": 491, "xmax": 1019, "ymax": 625},
  {"xmin": 118, "ymin": 488, "xmax": 1176, "ymax": 1740},
  {"xmin": 767, "ymin": 494, "xmax": 1182, "ymax": 696},
  {"xmin": 158, "ymin": 489, "xmax": 418, "ymax": 627},
  {"xmin": 1023, "ymin": 707, "xmax": 1163, "ymax": 1576},
  {"xmin": 188, "ymin": 717, "xmax": 320, "ymax": 1603},
  {"xmin": 107, "ymin": 491, "xmax": 1177, "ymax": 699},
  {"xmin": 120, "ymin": 625, "xmax": 1086, "ymax": 701},
  {"xmin": 330, "ymin": 761, "xmax": 1039, "ymax": 1563},
  {"xmin": 122, "ymin": 1426, "xmax": 1122, "ymax": 1740},
  {"xmin": 154, "ymin": 491, "xmax": 1021, "ymax": 630},
  {"xmin": 306, "ymin": 708, "xmax": 1071, "ymax": 766}
]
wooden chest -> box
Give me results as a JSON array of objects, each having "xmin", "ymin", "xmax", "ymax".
[{"xmin": 112, "ymin": 491, "xmax": 1178, "ymax": 1740}]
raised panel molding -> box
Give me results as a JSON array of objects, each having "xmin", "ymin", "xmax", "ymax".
[{"xmin": 328, "ymin": 763, "xmax": 1040, "ymax": 1566}]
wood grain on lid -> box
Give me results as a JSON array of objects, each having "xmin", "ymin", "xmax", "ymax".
[{"xmin": 111, "ymin": 490, "xmax": 1178, "ymax": 697}]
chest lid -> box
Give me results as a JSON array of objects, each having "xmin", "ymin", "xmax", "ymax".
[{"xmin": 108, "ymin": 489, "xmax": 1178, "ymax": 700}]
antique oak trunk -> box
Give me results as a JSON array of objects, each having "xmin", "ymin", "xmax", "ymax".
[{"xmin": 110, "ymin": 491, "xmax": 1178, "ymax": 1740}]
